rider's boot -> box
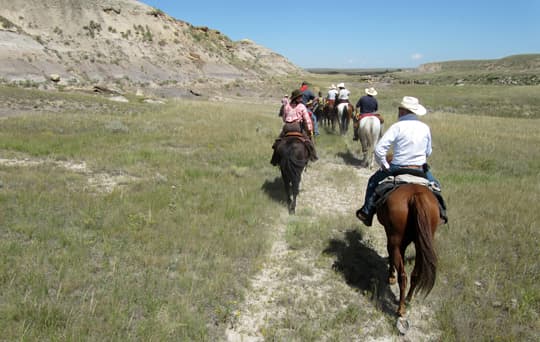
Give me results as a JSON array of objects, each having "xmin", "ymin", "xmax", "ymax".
[
  {"xmin": 356, "ymin": 195, "xmax": 376, "ymax": 227},
  {"xmin": 431, "ymin": 189, "xmax": 448, "ymax": 224}
]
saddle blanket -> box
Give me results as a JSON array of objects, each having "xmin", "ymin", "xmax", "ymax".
[{"xmin": 375, "ymin": 174, "xmax": 441, "ymax": 206}]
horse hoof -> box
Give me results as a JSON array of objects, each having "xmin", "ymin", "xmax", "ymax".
[
  {"xmin": 396, "ymin": 317, "xmax": 409, "ymax": 334},
  {"xmin": 397, "ymin": 307, "xmax": 407, "ymax": 317}
]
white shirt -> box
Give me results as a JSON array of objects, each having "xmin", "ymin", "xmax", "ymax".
[
  {"xmin": 327, "ymin": 89, "xmax": 338, "ymax": 100},
  {"xmin": 375, "ymin": 116, "xmax": 432, "ymax": 169},
  {"xmin": 338, "ymin": 88, "xmax": 350, "ymax": 100}
]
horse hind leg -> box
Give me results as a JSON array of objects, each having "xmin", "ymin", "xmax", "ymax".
[
  {"xmin": 389, "ymin": 244, "xmax": 408, "ymax": 316},
  {"xmin": 368, "ymin": 147, "xmax": 376, "ymax": 169},
  {"xmin": 281, "ymin": 170, "xmax": 293, "ymax": 210},
  {"xmin": 284, "ymin": 183, "xmax": 292, "ymax": 210},
  {"xmin": 289, "ymin": 174, "xmax": 301, "ymax": 214},
  {"xmin": 359, "ymin": 135, "xmax": 369, "ymax": 166},
  {"xmin": 388, "ymin": 264, "xmax": 397, "ymax": 285},
  {"xmin": 406, "ymin": 249, "xmax": 422, "ymax": 302},
  {"xmin": 289, "ymin": 194, "xmax": 296, "ymax": 214}
]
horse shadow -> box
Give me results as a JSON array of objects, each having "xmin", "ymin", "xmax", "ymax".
[
  {"xmin": 323, "ymin": 229, "xmax": 397, "ymax": 315},
  {"xmin": 337, "ymin": 150, "xmax": 365, "ymax": 168},
  {"xmin": 261, "ymin": 176, "xmax": 286, "ymax": 203}
]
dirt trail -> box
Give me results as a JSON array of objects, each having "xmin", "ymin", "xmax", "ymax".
[{"xmin": 225, "ymin": 157, "xmax": 440, "ymax": 341}]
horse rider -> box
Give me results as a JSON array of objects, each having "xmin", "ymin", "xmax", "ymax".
[
  {"xmin": 271, "ymin": 89, "xmax": 318, "ymax": 165},
  {"xmin": 336, "ymin": 82, "xmax": 351, "ymax": 106},
  {"xmin": 306, "ymin": 99, "xmax": 320, "ymax": 136},
  {"xmin": 325, "ymin": 84, "xmax": 339, "ymax": 119},
  {"xmin": 300, "ymin": 81, "xmax": 315, "ymax": 105},
  {"xmin": 326, "ymin": 84, "xmax": 338, "ymax": 107},
  {"xmin": 317, "ymin": 90, "xmax": 325, "ymax": 108},
  {"xmin": 353, "ymin": 87, "xmax": 384, "ymax": 141},
  {"xmin": 356, "ymin": 96, "xmax": 447, "ymax": 226}
]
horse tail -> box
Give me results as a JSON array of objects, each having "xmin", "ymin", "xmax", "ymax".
[
  {"xmin": 361, "ymin": 117, "xmax": 380, "ymax": 148},
  {"xmin": 365, "ymin": 118, "xmax": 376, "ymax": 148},
  {"xmin": 338, "ymin": 102, "xmax": 349, "ymax": 118},
  {"xmin": 410, "ymin": 192, "xmax": 438, "ymax": 297}
]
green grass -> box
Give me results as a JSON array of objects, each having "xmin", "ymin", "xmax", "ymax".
[
  {"xmin": 0, "ymin": 91, "xmax": 284, "ymax": 340},
  {"xmin": 425, "ymin": 112, "xmax": 540, "ymax": 341},
  {"xmin": 0, "ymin": 83, "xmax": 539, "ymax": 340}
]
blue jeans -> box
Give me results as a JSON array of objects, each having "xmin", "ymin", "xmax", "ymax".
[
  {"xmin": 363, "ymin": 164, "xmax": 438, "ymax": 205},
  {"xmin": 312, "ymin": 113, "xmax": 319, "ymax": 135}
]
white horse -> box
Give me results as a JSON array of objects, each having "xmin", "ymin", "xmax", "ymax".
[
  {"xmin": 336, "ymin": 102, "xmax": 353, "ymax": 135},
  {"xmin": 358, "ymin": 115, "xmax": 382, "ymax": 169}
]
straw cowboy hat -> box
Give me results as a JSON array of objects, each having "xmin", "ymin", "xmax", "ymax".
[
  {"xmin": 400, "ymin": 96, "xmax": 427, "ymax": 116},
  {"xmin": 337, "ymin": 82, "xmax": 345, "ymax": 88},
  {"xmin": 328, "ymin": 84, "xmax": 336, "ymax": 89},
  {"xmin": 290, "ymin": 89, "xmax": 303, "ymax": 101},
  {"xmin": 365, "ymin": 87, "xmax": 378, "ymax": 96}
]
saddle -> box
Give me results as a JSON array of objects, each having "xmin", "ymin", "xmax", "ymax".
[{"xmin": 357, "ymin": 113, "xmax": 384, "ymax": 124}]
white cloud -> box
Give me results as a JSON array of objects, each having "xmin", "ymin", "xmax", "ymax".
[{"xmin": 411, "ymin": 53, "xmax": 423, "ymax": 60}]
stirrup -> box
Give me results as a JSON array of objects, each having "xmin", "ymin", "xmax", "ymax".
[{"xmin": 356, "ymin": 209, "xmax": 373, "ymax": 227}]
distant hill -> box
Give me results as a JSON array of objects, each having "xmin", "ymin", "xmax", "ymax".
[
  {"xmin": 0, "ymin": 0, "xmax": 303, "ymax": 95},
  {"xmin": 397, "ymin": 54, "xmax": 540, "ymax": 85},
  {"xmin": 305, "ymin": 68, "xmax": 405, "ymax": 76},
  {"xmin": 305, "ymin": 54, "xmax": 540, "ymax": 86},
  {"xmin": 418, "ymin": 54, "xmax": 540, "ymax": 73}
]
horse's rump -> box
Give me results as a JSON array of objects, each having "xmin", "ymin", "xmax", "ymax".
[
  {"xmin": 357, "ymin": 115, "xmax": 381, "ymax": 168},
  {"xmin": 359, "ymin": 116, "xmax": 381, "ymax": 147},
  {"xmin": 377, "ymin": 184, "xmax": 439, "ymax": 297},
  {"xmin": 336, "ymin": 102, "xmax": 350, "ymax": 114}
]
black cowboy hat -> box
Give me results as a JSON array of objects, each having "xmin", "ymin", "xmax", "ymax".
[{"xmin": 290, "ymin": 89, "xmax": 303, "ymax": 101}]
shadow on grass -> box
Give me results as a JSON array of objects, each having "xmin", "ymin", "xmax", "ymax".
[
  {"xmin": 338, "ymin": 150, "xmax": 365, "ymax": 168},
  {"xmin": 323, "ymin": 229, "xmax": 397, "ymax": 316},
  {"xmin": 321, "ymin": 123, "xmax": 338, "ymax": 135},
  {"xmin": 261, "ymin": 176, "xmax": 285, "ymax": 204}
]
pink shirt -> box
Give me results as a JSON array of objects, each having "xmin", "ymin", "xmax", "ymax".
[{"xmin": 282, "ymin": 101, "xmax": 313, "ymax": 133}]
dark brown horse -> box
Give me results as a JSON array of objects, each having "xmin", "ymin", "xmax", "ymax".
[
  {"xmin": 323, "ymin": 102, "xmax": 337, "ymax": 131},
  {"xmin": 276, "ymin": 136, "xmax": 310, "ymax": 214},
  {"xmin": 376, "ymin": 183, "xmax": 440, "ymax": 316}
]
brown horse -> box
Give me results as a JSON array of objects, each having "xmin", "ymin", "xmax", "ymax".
[
  {"xmin": 323, "ymin": 102, "xmax": 337, "ymax": 131},
  {"xmin": 376, "ymin": 183, "xmax": 440, "ymax": 316}
]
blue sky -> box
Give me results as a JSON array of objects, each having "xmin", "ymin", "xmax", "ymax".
[{"xmin": 140, "ymin": 0, "xmax": 539, "ymax": 69}]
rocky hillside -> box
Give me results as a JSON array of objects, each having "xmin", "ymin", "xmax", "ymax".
[
  {"xmin": 413, "ymin": 54, "xmax": 540, "ymax": 85},
  {"xmin": 0, "ymin": 0, "xmax": 302, "ymax": 95}
]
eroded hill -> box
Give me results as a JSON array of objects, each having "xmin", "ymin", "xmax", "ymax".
[{"xmin": 0, "ymin": 0, "xmax": 303, "ymax": 96}]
